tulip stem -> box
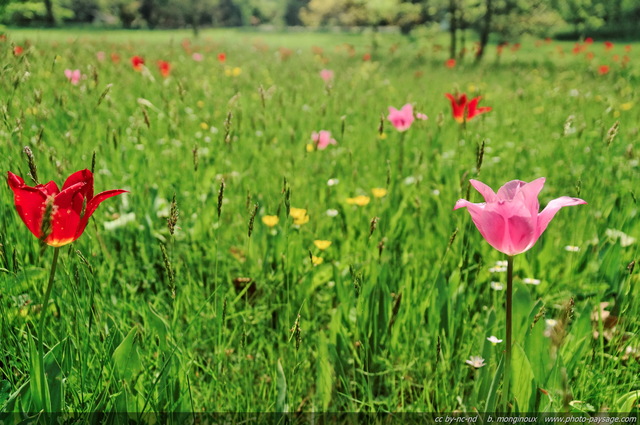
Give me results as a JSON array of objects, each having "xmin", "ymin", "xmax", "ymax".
[
  {"xmin": 38, "ymin": 246, "xmax": 60, "ymax": 410},
  {"xmin": 505, "ymin": 254, "xmax": 514, "ymax": 411}
]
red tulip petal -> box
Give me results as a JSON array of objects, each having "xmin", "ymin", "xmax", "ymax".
[
  {"xmin": 62, "ymin": 169, "xmax": 94, "ymax": 200},
  {"xmin": 41, "ymin": 181, "xmax": 60, "ymax": 196},
  {"xmin": 76, "ymin": 189, "xmax": 128, "ymax": 237},
  {"xmin": 46, "ymin": 195, "xmax": 83, "ymax": 247},
  {"xmin": 7, "ymin": 172, "xmax": 47, "ymax": 238}
]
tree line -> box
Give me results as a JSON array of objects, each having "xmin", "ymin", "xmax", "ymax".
[{"xmin": 1, "ymin": 0, "xmax": 639, "ymax": 49}]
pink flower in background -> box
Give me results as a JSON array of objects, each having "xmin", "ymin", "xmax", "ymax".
[
  {"xmin": 96, "ymin": 51, "xmax": 106, "ymax": 61},
  {"xmin": 387, "ymin": 104, "xmax": 414, "ymax": 132},
  {"xmin": 416, "ymin": 112, "xmax": 428, "ymax": 121},
  {"xmin": 64, "ymin": 69, "xmax": 81, "ymax": 85},
  {"xmin": 320, "ymin": 69, "xmax": 334, "ymax": 83},
  {"xmin": 312, "ymin": 130, "xmax": 337, "ymax": 150},
  {"xmin": 192, "ymin": 52, "xmax": 203, "ymax": 61},
  {"xmin": 454, "ymin": 178, "xmax": 586, "ymax": 256}
]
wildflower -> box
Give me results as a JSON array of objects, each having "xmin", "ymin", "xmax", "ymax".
[
  {"xmin": 372, "ymin": 188, "xmax": 387, "ymax": 198},
  {"xmin": 64, "ymin": 69, "xmax": 81, "ymax": 85},
  {"xmin": 445, "ymin": 93, "xmax": 492, "ymax": 123},
  {"xmin": 262, "ymin": 215, "xmax": 279, "ymax": 227},
  {"xmin": 465, "ymin": 356, "xmax": 486, "ymax": 368},
  {"xmin": 487, "ymin": 336, "xmax": 503, "ymax": 344},
  {"xmin": 192, "ymin": 52, "xmax": 203, "ymax": 61},
  {"xmin": 319, "ymin": 69, "xmax": 334, "ymax": 83},
  {"xmin": 454, "ymin": 178, "xmax": 587, "ymax": 256},
  {"xmin": 445, "ymin": 58, "xmax": 456, "ymax": 68},
  {"xmin": 604, "ymin": 41, "xmax": 613, "ymax": 51},
  {"xmin": 490, "ymin": 281, "xmax": 504, "ymax": 290},
  {"xmin": 311, "ymin": 256, "xmax": 324, "ymax": 266},
  {"xmin": 598, "ymin": 65, "xmax": 610, "ymax": 75},
  {"xmin": 7, "ymin": 169, "xmax": 126, "ymax": 247},
  {"xmin": 290, "ymin": 208, "xmax": 309, "ymax": 225},
  {"xmin": 157, "ymin": 60, "xmax": 171, "ymax": 78},
  {"xmin": 327, "ymin": 178, "xmax": 339, "ymax": 187},
  {"xmin": 523, "ymin": 278, "xmax": 541, "ymax": 285},
  {"xmin": 346, "ymin": 196, "xmax": 370, "ymax": 207},
  {"xmin": 313, "ymin": 240, "xmax": 332, "ymax": 250},
  {"xmin": 131, "ymin": 55, "xmax": 145, "ymax": 71},
  {"xmin": 96, "ymin": 51, "xmax": 106, "ymax": 61},
  {"xmin": 312, "ymin": 131, "xmax": 337, "ymax": 150},
  {"xmin": 326, "ymin": 209, "xmax": 339, "ymax": 217},
  {"xmin": 218, "ymin": 52, "xmax": 226, "ymax": 63},
  {"xmin": 584, "ymin": 37, "xmax": 593, "ymax": 44},
  {"xmin": 416, "ymin": 112, "xmax": 428, "ymax": 121},
  {"xmin": 564, "ymin": 245, "xmax": 580, "ymax": 252},
  {"xmin": 294, "ymin": 214, "xmax": 309, "ymax": 225},
  {"xmin": 13, "ymin": 46, "xmax": 23, "ymax": 56},
  {"xmin": 362, "ymin": 53, "xmax": 371, "ymax": 61},
  {"xmin": 111, "ymin": 53, "xmax": 120, "ymax": 64},
  {"xmin": 387, "ymin": 104, "xmax": 414, "ymax": 132}
]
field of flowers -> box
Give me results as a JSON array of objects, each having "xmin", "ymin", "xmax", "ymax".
[{"xmin": 0, "ymin": 28, "xmax": 638, "ymax": 418}]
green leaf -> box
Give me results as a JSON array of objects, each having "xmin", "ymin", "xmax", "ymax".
[
  {"xmin": 111, "ymin": 326, "xmax": 143, "ymax": 381},
  {"xmin": 512, "ymin": 343, "xmax": 535, "ymax": 412},
  {"xmin": 316, "ymin": 331, "xmax": 333, "ymax": 411},
  {"xmin": 484, "ymin": 354, "xmax": 503, "ymax": 413},
  {"xmin": 615, "ymin": 391, "xmax": 640, "ymax": 412},
  {"xmin": 28, "ymin": 331, "xmax": 50, "ymax": 411},
  {"xmin": 146, "ymin": 303, "xmax": 170, "ymax": 350},
  {"xmin": 276, "ymin": 358, "xmax": 287, "ymax": 413}
]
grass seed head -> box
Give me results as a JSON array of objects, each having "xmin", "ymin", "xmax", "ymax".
[
  {"xmin": 23, "ymin": 146, "xmax": 39, "ymax": 185},
  {"xmin": 217, "ymin": 179, "xmax": 225, "ymax": 219},
  {"xmin": 167, "ymin": 193, "xmax": 179, "ymax": 236}
]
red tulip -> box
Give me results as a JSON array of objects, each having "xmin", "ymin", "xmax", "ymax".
[
  {"xmin": 157, "ymin": 60, "xmax": 171, "ymax": 78},
  {"xmin": 445, "ymin": 93, "xmax": 492, "ymax": 123},
  {"xmin": 604, "ymin": 41, "xmax": 613, "ymax": 51},
  {"xmin": 131, "ymin": 55, "xmax": 145, "ymax": 71},
  {"xmin": 217, "ymin": 52, "xmax": 226, "ymax": 63},
  {"xmin": 598, "ymin": 65, "xmax": 610, "ymax": 75},
  {"xmin": 7, "ymin": 170, "xmax": 127, "ymax": 247}
]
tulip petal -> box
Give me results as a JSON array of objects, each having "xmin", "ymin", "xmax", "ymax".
[
  {"xmin": 47, "ymin": 201, "xmax": 82, "ymax": 247},
  {"xmin": 7, "ymin": 172, "xmax": 47, "ymax": 238},
  {"xmin": 536, "ymin": 196, "xmax": 587, "ymax": 239},
  {"xmin": 497, "ymin": 180, "xmax": 527, "ymax": 201},
  {"xmin": 518, "ymin": 177, "xmax": 545, "ymax": 217},
  {"xmin": 41, "ymin": 181, "xmax": 60, "ymax": 196},
  {"xmin": 62, "ymin": 169, "xmax": 94, "ymax": 200},
  {"xmin": 506, "ymin": 214, "xmax": 536, "ymax": 255},
  {"xmin": 76, "ymin": 189, "xmax": 128, "ymax": 238},
  {"xmin": 469, "ymin": 179, "xmax": 498, "ymax": 203}
]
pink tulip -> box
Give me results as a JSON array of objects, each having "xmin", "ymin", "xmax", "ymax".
[
  {"xmin": 454, "ymin": 178, "xmax": 586, "ymax": 256},
  {"xmin": 387, "ymin": 104, "xmax": 414, "ymax": 132},
  {"xmin": 64, "ymin": 69, "xmax": 81, "ymax": 85},
  {"xmin": 312, "ymin": 130, "xmax": 337, "ymax": 150},
  {"xmin": 319, "ymin": 69, "xmax": 334, "ymax": 83}
]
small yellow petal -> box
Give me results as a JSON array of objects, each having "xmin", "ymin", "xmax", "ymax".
[
  {"xmin": 346, "ymin": 196, "xmax": 370, "ymax": 206},
  {"xmin": 311, "ymin": 256, "xmax": 324, "ymax": 266},
  {"xmin": 289, "ymin": 207, "xmax": 307, "ymax": 219},
  {"xmin": 620, "ymin": 102, "xmax": 633, "ymax": 111},
  {"xmin": 200, "ymin": 122, "xmax": 209, "ymax": 130},
  {"xmin": 313, "ymin": 240, "xmax": 332, "ymax": 250},
  {"xmin": 196, "ymin": 100, "xmax": 205, "ymax": 108},
  {"xmin": 371, "ymin": 188, "xmax": 387, "ymax": 198},
  {"xmin": 306, "ymin": 143, "xmax": 314, "ymax": 152},
  {"xmin": 262, "ymin": 215, "xmax": 279, "ymax": 227},
  {"xmin": 294, "ymin": 214, "xmax": 309, "ymax": 225}
]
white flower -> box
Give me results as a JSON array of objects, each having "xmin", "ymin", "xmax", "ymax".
[
  {"xmin": 564, "ymin": 245, "xmax": 580, "ymax": 252},
  {"xmin": 489, "ymin": 266, "xmax": 507, "ymax": 273},
  {"xmin": 326, "ymin": 209, "xmax": 339, "ymax": 217},
  {"xmin": 490, "ymin": 281, "xmax": 504, "ymax": 291},
  {"xmin": 465, "ymin": 356, "xmax": 486, "ymax": 368},
  {"xmin": 487, "ymin": 336, "xmax": 503, "ymax": 344},
  {"xmin": 523, "ymin": 278, "xmax": 541, "ymax": 285},
  {"xmin": 327, "ymin": 178, "xmax": 339, "ymax": 186}
]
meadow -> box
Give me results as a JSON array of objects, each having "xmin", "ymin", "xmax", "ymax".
[{"xmin": 0, "ymin": 27, "xmax": 639, "ymax": 419}]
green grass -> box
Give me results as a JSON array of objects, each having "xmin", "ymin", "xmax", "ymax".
[{"xmin": 0, "ymin": 28, "xmax": 639, "ymax": 417}]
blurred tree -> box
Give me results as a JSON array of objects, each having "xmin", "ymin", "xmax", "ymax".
[
  {"xmin": 550, "ymin": 0, "xmax": 605, "ymax": 36},
  {"xmin": 284, "ymin": 0, "xmax": 309, "ymax": 25},
  {"xmin": 68, "ymin": 0, "xmax": 101, "ymax": 22},
  {"xmin": 1, "ymin": 0, "xmax": 73, "ymax": 25},
  {"xmin": 214, "ymin": 0, "xmax": 243, "ymax": 26}
]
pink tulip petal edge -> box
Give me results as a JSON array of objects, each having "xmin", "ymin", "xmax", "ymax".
[{"xmin": 453, "ymin": 178, "xmax": 587, "ymax": 256}]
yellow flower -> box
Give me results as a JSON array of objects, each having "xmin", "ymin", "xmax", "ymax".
[
  {"xmin": 196, "ymin": 100, "xmax": 205, "ymax": 108},
  {"xmin": 313, "ymin": 240, "xmax": 332, "ymax": 250},
  {"xmin": 613, "ymin": 110, "xmax": 621, "ymax": 118},
  {"xmin": 294, "ymin": 214, "xmax": 309, "ymax": 225},
  {"xmin": 311, "ymin": 255, "xmax": 324, "ymax": 266},
  {"xmin": 620, "ymin": 102, "xmax": 633, "ymax": 111},
  {"xmin": 378, "ymin": 133, "xmax": 387, "ymax": 140},
  {"xmin": 346, "ymin": 196, "xmax": 370, "ymax": 206},
  {"xmin": 262, "ymin": 215, "xmax": 279, "ymax": 227},
  {"xmin": 232, "ymin": 67, "xmax": 242, "ymax": 77},
  {"xmin": 200, "ymin": 122, "xmax": 209, "ymax": 130},
  {"xmin": 306, "ymin": 143, "xmax": 315, "ymax": 152},
  {"xmin": 289, "ymin": 207, "xmax": 307, "ymax": 220},
  {"xmin": 224, "ymin": 68, "xmax": 232, "ymax": 76},
  {"xmin": 371, "ymin": 188, "xmax": 387, "ymax": 198}
]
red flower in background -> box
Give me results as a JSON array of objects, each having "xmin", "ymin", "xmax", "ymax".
[
  {"xmin": 445, "ymin": 58, "xmax": 456, "ymax": 68},
  {"xmin": 362, "ymin": 53, "xmax": 371, "ymax": 61},
  {"xmin": 111, "ymin": 53, "xmax": 121, "ymax": 64},
  {"xmin": 7, "ymin": 170, "xmax": 127, "ymax": 247},
  {"xmin": 604, "ymin": 41, "xmax": 614, "ymax": 51},
  {"xmin": 13, "ymin": 46, "xmax": 23, "ymax": 56},
  {"xmin": 131, "ymin": 55, "xmax": 145, "ymax": 71},
  {"xmin": 584, "ymin": 37, "xmax": 594, "ymax": 44},
  {"xmin": 218, "ymin": 52, "xmax": 226, "ymax": 63},
  {"xmin": 445, "ymin": 93, "xmax": 492, "ymax": 123},
  {"xmin": 157, "ymin": 60, "xmax": 171, "ymax": 77},
  {"xmin": 598, "ymin": 65, "xmax": 610, "ymax": 75}
]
